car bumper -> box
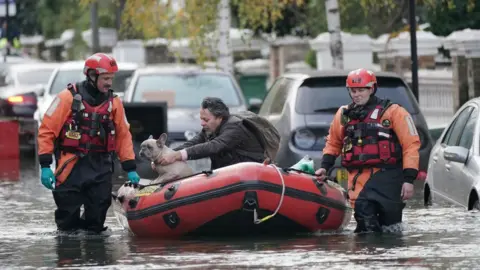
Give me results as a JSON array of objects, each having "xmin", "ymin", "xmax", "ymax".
[{"xmin": 18, "ymin": 119, "xmax": 37, "ymax": 150}]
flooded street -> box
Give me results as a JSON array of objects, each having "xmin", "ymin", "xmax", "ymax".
[{"xmin": 1, "ymin": 158, "xmax": 480, "ymax": 269}]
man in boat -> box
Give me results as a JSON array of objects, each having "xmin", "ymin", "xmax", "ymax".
[
  {"xmin": 315, "ymin": 68, "xmax": 420, "ymax": 233},
  {"xmin": 158, "ymin": 97, "xmax": 266, "ymax": 169},
  {"xmin": 37, "ymin": 53, "xmax": 140, "ymax": 233}
]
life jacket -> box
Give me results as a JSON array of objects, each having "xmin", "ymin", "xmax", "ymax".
[
  {"xmin": 340, "ymin": 99, "xmax": 402, "ymax": 168},
  {"xmin": 57, "ymin": 83, "xmax": 116, "ymax": 155}
]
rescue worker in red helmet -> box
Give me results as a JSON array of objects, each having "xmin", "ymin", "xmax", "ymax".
[
  {"xmin": 37, "ymin": 53, "xmax": 140, "ymax": 233},
  {"xmin": 315, "ymin": 68, "xmax": 420, "ymax": 233}
]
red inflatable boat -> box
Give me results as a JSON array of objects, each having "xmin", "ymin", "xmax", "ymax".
[{"xmin": 112, "ymin": 162, "xmax": 352, "ymax": 238}]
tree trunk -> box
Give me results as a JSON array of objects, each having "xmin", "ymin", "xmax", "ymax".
[
  {"xmin": 325, "ymin": 0, "xmax": 343, "ymax": 69},
  {"xmin": 216, "ymin": 0, "xmax": 233, "ymax": 74}
]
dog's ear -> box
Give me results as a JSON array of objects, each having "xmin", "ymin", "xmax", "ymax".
[
  {"xmin": 148, "ymin": 134, "xmax": 153, "ymax": 140},
  {"xmin": 157, "ymin": 133, "xmax": 168, "ymax": 148}
]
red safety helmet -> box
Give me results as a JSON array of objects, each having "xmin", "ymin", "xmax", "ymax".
[
  {"xmin": 346, "ymin": 68, "xmax": 377, "ymax": 92},
  {"xmin": 83, "ymin": 53, "xmax": 118, "ymax": 76}
]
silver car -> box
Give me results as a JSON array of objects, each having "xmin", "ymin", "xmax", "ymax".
[
  {"xmin": 424, "ymin": 97, "xmax": 480, "ymax": 210},
  {"xmin": 122, "ymin": 64, "xmax": 253, "ymax": 176}
]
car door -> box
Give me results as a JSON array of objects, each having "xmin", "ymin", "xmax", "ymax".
[
  {"xmin": 431, "ymin": 106, "xmax": 473, "ymax": 198},
  {"xmin": 447, "ymin": 106, "xmax": 478, "ymax": 205}
]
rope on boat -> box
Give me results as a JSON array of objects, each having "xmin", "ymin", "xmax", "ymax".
[{"xmin": 253, "ymin": 164, "xmax": 286, "ymax": 224}]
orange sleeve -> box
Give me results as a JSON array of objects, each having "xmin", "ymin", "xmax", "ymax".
[
  {"xmin": 37, "ymin": 90, "xmax": 73, "ymax": 155},
  {"xmin": 112, "ymin": 97, "xmax": 135, "ymax": 162},
  {"xmin": 322, "ymin": 106, "xmax": 345, "ymax": 157},
  {"xmin": 388, "ymin": 105, "xmax": 420, "ymax": 170}
]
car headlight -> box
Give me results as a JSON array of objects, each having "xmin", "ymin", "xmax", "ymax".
[{"xmin": 293, "ymin": 128, "xmax": 317, "ymax": 150}]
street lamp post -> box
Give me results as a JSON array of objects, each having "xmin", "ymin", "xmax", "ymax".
[{"xmin": 409, "ymin": 0, "xmax": 419, "ymax": 102}]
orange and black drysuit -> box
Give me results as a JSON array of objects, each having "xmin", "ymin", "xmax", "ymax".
[
  {"xmin": 321, "ymin": 96, "xmax": 420, "ymax": 233},
  {"xmin": 37, "ymin": 81, "xmax": 136, "ymax": 233}
]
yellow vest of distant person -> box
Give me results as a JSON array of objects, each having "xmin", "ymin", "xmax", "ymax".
[{"xmin": 0, "ymin": 37, "xmax": 21, "ymax": 49}]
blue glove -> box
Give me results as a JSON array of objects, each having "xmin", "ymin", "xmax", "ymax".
[
  {"xmin": 41, "ymin": 168, "xmax": 56, "ymax": 190},
  {"xmin": 127, "ymin": 171, "xmax": 140, "ymax": 184}
]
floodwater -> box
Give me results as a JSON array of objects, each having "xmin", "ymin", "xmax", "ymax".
[{"xmin": 1, "ymin": 157, "xmax": 480, "ymax": 270}]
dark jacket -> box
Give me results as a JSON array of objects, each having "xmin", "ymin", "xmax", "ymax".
[{"xmin": 173, "ymin": 115, "xmax": 265, "ymax": 170}]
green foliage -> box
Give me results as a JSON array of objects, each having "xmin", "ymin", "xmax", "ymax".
[
  {"xmin": 15, "ymin": 0, "xmax": 42, "ymax": 36},
  {"xmin": 37, "ymin": 0, "xmax": 117, "ymax": 39},
  {"xmin": 423, "ymin": 0, "xmax": 480, "ymax": 36},
  {"xmin": 231, "ymin": 0, "xmax": 310, "ymax": 37},
  {"xmin": 305, "ymin": 49, "xmax": 317, "ymax": 69},
  {"xmin": 23, "ymin": 0, "xmax": 480, "ymax": 63}
]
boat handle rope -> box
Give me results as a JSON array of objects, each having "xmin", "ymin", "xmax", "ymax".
[
  {"xmin": 253, "ymin": 164, "xmax": 286, "ymax": 224},
  {"xmin": 124, "ymin": 170, "xmax": 214, "ymax": 189}
]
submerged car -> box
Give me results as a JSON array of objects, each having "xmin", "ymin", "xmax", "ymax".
[
  {"xmin": 424, "ymin": 97, "xmax": 480, "ymax": 210},
  {"xmin": 122, "ymin": 64, "xmax": 257, "ymax": 178},
  {"xmin": 0, "ymin": 62, "xmax": 57, "ymax": 151}
]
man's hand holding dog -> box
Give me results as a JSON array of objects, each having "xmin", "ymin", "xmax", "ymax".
[{"xmin": 159, "ymin": 151, "xmax": 182, "ymax": 165}]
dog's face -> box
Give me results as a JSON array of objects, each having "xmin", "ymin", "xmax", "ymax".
[{"xmin": 138, "ymin": 133, "xmax": 168, "ymax": 161}]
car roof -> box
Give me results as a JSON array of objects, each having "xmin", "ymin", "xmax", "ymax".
[
  {"xmin": 134, "ymin": 63, "xmax": 230, "ymax": 76},
  {"xmin": 7, "ymin": 62, "xmax": 59, "ymax": 72},
  {"xmin": 0, "ymin": 55, "xmax": 43, "ymax": 64},
  {"xmin": 467, "ymin": 97, "xmax": 480, "ymax": 106},
  {"xmin": 55, "ymin": 60, "xmax": 139, "ymax": 71},
  {"xmin": 282, "ymin": 69, "xmax": 403, "ymax": 80}
]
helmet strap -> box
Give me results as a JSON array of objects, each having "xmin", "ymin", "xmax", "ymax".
[{"xmin": 86, "ymin": 70, "xmax": 99, "ymax": 90}]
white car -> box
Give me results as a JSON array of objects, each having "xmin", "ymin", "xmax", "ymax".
[
  {"xmin": 35, "ymin": 60, "xmax": 139, "ymax": 123},
  {"xmin": 424, "ymin": 97, "xmax": 480, "ymax": 210},
  {"xmin": 0, "ymin": 62, "xmax": 57, "ymax": 88}
]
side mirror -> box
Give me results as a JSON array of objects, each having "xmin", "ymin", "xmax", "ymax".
[
  {"xmin": 443, "ymin": 146, "xmax": 469, "ymax": 164},
  {"xmin": 38, "ymin": 86, "xmax": 45, "ymax": 97},
  {"xmin": 248, "ymin": 97, "xmax": 262, "ymax": 113}
]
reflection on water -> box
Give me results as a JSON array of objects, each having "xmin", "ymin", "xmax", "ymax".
[{"xmin": 1, "ymin": 158, "xmax": 480, "ymax": 269}]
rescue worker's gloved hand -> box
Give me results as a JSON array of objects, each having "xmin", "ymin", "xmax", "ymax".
[
  {"xmin": 40, "ymin": 168, "xmax": 56, "ymax": 190},
  {"xmin": 290, "ymin": 156, "xmax": 315, "ymax": 174},
  {"xmin": 315, "ymin": 168, "xmax": 327, "ymax": 177},
  {"xmin": 127, "ymin": 171, "xmax": 140, "ymax": 184}
]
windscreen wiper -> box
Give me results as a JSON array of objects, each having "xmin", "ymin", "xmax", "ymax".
[{"xmin": 313, "ymin": 107, "xmax": 340, "ymax": 113}]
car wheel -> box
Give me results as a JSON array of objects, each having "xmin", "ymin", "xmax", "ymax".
[{"xmin": 424, "ymin": 183, "xmax": 432, "ymax": 207}]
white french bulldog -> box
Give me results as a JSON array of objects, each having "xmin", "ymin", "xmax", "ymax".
[
  {"xmin": 116, "ymin": 133, "xmax": 194, "ymax": 200},
  {"xmin": 139, "ymin": 133, "xmax": 194, "ymax": 183}
]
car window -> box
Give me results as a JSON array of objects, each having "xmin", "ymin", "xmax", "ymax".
[
  {"xmin": 458, "ymin": 107, "xmax": 478, "ymax": 149},
  {"xmin": 270, "ymin": 79, "xmax": 294, "ymax": 114},
  {"xmin": 16, "ymin": 68, "xmax": 55, "ymax": 85},
  {"xmin": 442, "ymin": 106, "xmax": 473, "ymax": 146},
  {"xmin": 4, "ymin": 74, "xmax": 13, "ymax": 85},
  {"xmin": 50, "ymin": 69, "xmax": 134, "ymax": 95},
  {"xmin": 258, "ymin": 78, "xmax": 284, "ymax": 116},
  {"xmin": 131, "ymin": 73, "xmax": 241, "ymax": 107},
  {"xmin": 295, "ymin": 76, "xmax": 417, "ymax": 114}
]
